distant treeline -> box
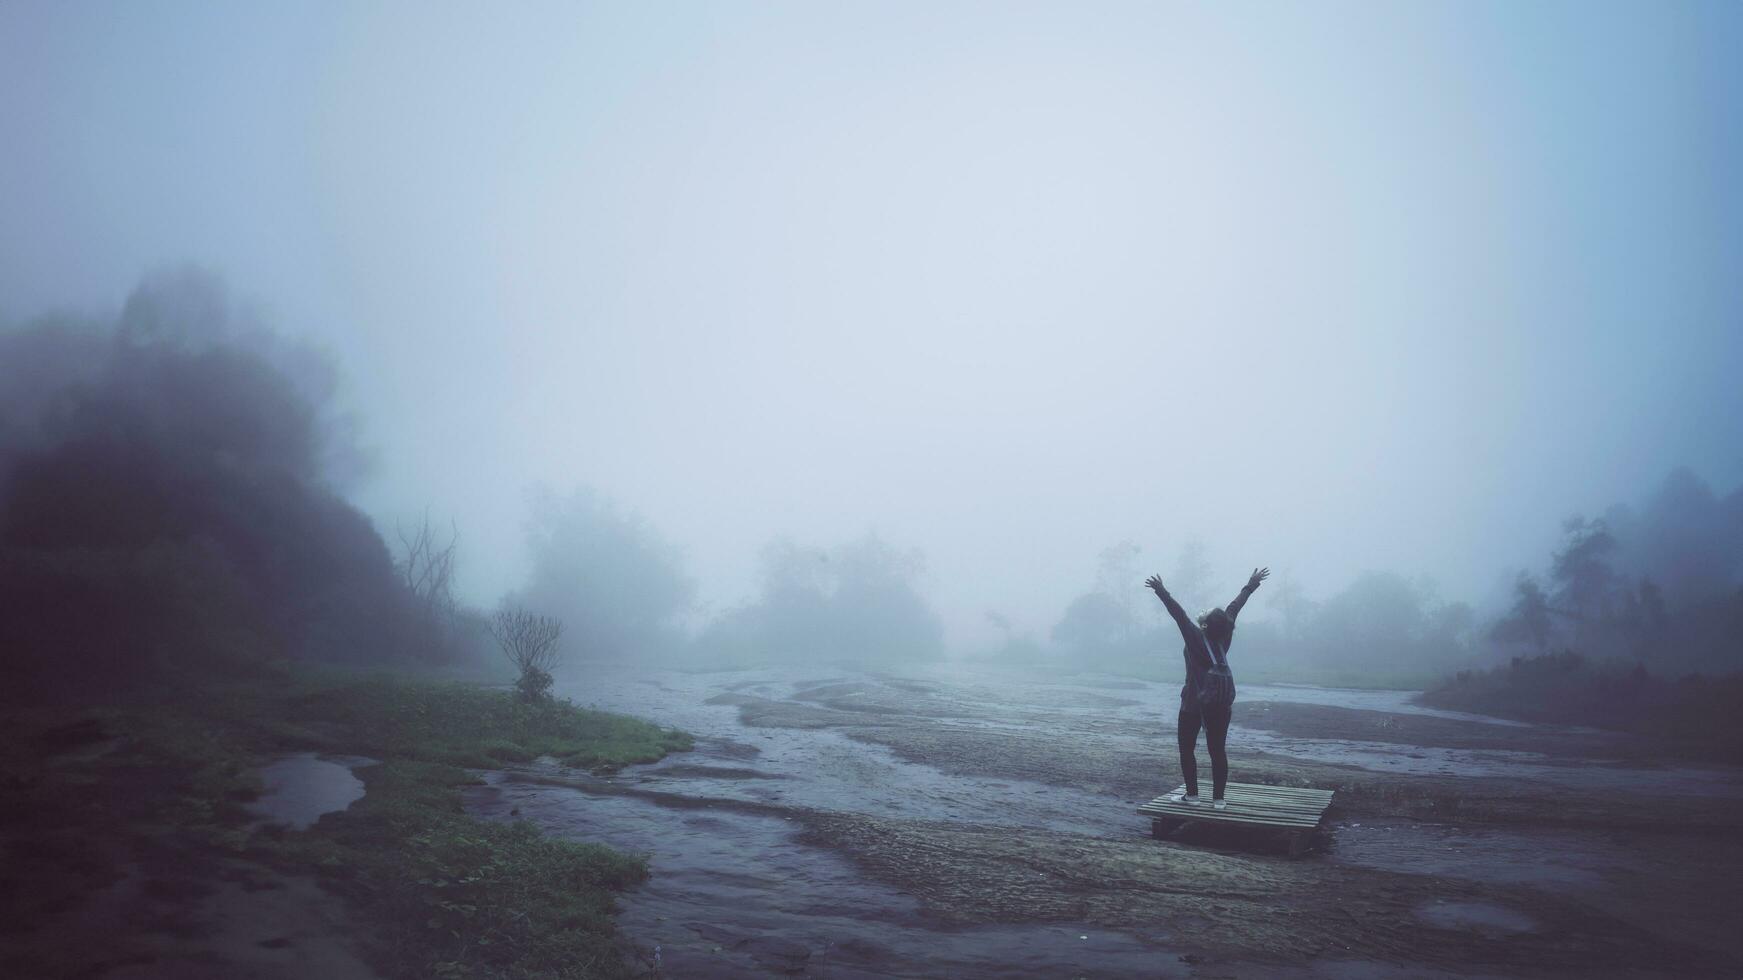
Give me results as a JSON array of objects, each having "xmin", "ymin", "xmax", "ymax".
[
  {"xmin": 1415, "ymin": 479, "xmax": 1743, "ymax": 750},
  {"xmin": 1485, "ymin": 475, "xmax": 1743, "ymax": 675},
  {"xmin": 4, "ymin": 273, "xmax": 1739, "ymax": 698},
  {"xmin": 992, "ymin": 539, "xmax": 1475, "ymax": 687},
  {"xmin": 1007, "ymin": 468, "xmax": 1743, "ymax": 687},
  {"xmin": 506, "ymin": 487, "xmax": 944, "ymax": 668},
  {"xmin": 0, "ymin": 273, "xmax": 944, "ymax": 702}
]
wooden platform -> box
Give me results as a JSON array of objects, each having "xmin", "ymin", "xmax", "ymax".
[{"xmin": 1138, "ymin": 782, "xmax": 1334, "ymax": 856}]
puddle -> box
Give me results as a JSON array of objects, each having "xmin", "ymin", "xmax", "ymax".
[
  {"xmin": 1416, "ymin": 900, "xmax": 1537, "ymax": 935},
  {"xmin": 246, "ymin": 753, "xmax": 376, "ymax": 830}
]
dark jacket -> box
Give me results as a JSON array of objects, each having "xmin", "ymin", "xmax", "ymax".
[{"xmin": 1157, "ymin": 584, "xmax": 1255, "ymax": 708}]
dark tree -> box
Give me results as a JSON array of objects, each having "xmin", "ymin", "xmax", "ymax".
[
  {"xmin": 1491, "ymin": 574, "xmax": 1555, "ymax": 653},
  {"xmin": 1615, "ymin": 576, "xmax": 1671, "ymax": 661},
  {"xmin": 1549, "ymin": 516, "xmax": 1619, "ymax": 622}
]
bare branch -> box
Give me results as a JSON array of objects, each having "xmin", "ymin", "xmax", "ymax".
[
  {"xmin": 488, "ymin": 606, "xmax": 564, "ymax": 699},
  {"xmin": 395, "ymin": 508, "xmax": 458, "ymax": 615}
]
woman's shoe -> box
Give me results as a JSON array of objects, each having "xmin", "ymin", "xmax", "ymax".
[{"xmin": 1213, "ymin": 799, "xmax": 1227, "ymax": 810}]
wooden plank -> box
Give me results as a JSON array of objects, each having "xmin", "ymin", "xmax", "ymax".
[
  {"xmin": 1136, "ymin": 809, "xmax": 1310, "ymax": 823},
  {"xmin": 1139, "ymin": 800, "xmax": 1321, "ymax": 817},
  {"xmin": 1162, "ymin": 783, "xmax": 1332, "ymax": 804},
  {"xmin": 1138, "ymin": 802, "xmax": 1320, "ymax": 825},
  {"xmin": 1139, "ymin": 810, "xmax": 1318, "ymax": 828},
  {"xmin": 1204, "ymin": 799, "xmax": 1325, "ymax": 815},
  {"xmin": 1141, "ymin": 809, "xmax": 1319, "ymax": 829},
  {"xmin": 1154, "ymin": 788, "xmax": 1327, "ymax": 812},
  {"xmin": 1139, "ymin": 782, "xmax": 1334, "ymax": 831},
  {"xmin": 1150, "ymin": 782, "xmax": 1334, "ymax": 801},
  {"xmin": 1139, "ymin": 808, "xmax": 1317, "ymax": 827},
  {"xmin": 1219, "ymin": 781, "xmax": 1331, "ymax": 797},
  {"xmin": 1192, "ymin": 798, "xmax": 1324, "ymax": 812},
  {"xmin": 1210, "ymin": 788, "xmax": 1327, "ymax": 803}
]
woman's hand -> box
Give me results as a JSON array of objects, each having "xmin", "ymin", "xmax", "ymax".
[
  {"xmin": 1144, "ymin": 574, "xmax": 1168, "ymax": 598},
  {"xmin": 1246, "ymin": 567, "xmax": 1271, "ymax": 591}
]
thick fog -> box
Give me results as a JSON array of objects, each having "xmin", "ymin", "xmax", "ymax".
[{"xmin": 4, "ymin": 2, "xmax": 1741, "ymax": 659}]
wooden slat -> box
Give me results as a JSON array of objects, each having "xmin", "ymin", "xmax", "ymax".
[
  {"xmin": 1179, "ymin": 794, "xmax": 1321, "ymax": 810},
  {"xmin": 1138, "ymin": 805, "xmax": 1318, "ymax": 824},
  {"xmin": 1136, "ymin": 809, "xmax": 1310, "ymax": 823},
  {"xmin": 1139, "ymin": 805, "xmax": 1319, "ymax": 824},
  {"xmin": 1136, "ymin": 802, "xmax": 1310, "ymax": 823},
  {"xmin": 1164, "ymin": 782, "xmax": 1331, "ymax": 802},
  {"xmin": 1164, "ymin": 781, "xmax": 1324, "ymax": 805},
  {"xmin": 1206, "ymin": 781, "xmax": 1324, "ymax": 798},
  {"xmin": 1139, "ymin": 798, "xmax": 1321, "ymax": 815},
  {"xmin": 1139, "ymin": 799, "xmax": 1321, "ymax": 820},
  {"xmin": 1139, "ymin": 781, "xmax": 1333, "ymax": 830}
]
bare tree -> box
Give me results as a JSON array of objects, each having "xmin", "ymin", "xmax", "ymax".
[
  {"xmin": 395, "ymin": 510, "xmax": 461, "ymax": 657},
  {"xmin": 396, "ymin": 510, "xmax": 458, "ymax": 620},
  {"xmin": 488, "ymin": 606, "xmax": 564, "ymax": 700}
]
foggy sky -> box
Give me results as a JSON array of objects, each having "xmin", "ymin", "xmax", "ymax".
[{"xmin": 4, "ymin": 1, "xmax": 1741, "ymax": 647}]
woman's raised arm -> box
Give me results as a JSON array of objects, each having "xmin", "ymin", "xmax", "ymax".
[
  {"xmin": 1225, "ymin": 566, "xmax": 1270, "ymax": 623},
  {"xmin": 1145, "ymin": 574, "xmax": 1212, "ymax": 662}
]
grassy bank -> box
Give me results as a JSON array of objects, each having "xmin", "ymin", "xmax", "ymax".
[
  {"xmin": 0, "ymin": 671, "xmax": 692, "ymax": 979},
  {"xmin": 1421, "ymin": 651, "xmax": 1743, "ymax": 763}
]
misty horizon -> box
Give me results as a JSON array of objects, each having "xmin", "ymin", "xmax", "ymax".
[
  {"xmin": 7, "ymin": 6, "xmax": 1743, "ymax": 979},
  {"xmin": 4, "ymin": 2, "xmax": 1741, "ymax": 651}
]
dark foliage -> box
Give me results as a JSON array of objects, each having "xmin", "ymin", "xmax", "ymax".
[
  {"xmin": 0, "ymin": 272, "xmax": 427, "ymax": 702},
  {"xmin": 1424, "ymin": 652, "xmax": 1743, "ymax": 763},
  {"xmin": 1490, "ymin": 471, "xmax": 1743, "ymax": 672}
]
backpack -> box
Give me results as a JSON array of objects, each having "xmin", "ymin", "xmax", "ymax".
[{"xmin": 1195, "ymin": 628, "xmax": 1236, "ymax": 709}]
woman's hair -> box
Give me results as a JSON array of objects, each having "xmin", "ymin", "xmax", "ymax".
[{"xmin": 1198, "ymin": 607, "xmax": 1234, "ymax": 652}]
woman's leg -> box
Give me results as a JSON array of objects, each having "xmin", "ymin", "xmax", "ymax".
[
  {"xmin": 1177, "ymin": 704, "xmax": 1203, "ymax": 797},
  {"xmin": 1205, "ymin": 703, "xmax": 1233, "ymax": 800}
]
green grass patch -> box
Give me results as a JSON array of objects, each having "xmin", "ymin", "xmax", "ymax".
[
  {"xmin": 223, "ymin": 670, "xmax": 693, "ymax": 769},
  {"xmin": 1, "ymin": 671, "xmax": 692, "ymax": 979},
  {"xmin": 266, "ymin": 759, "xmax": 648, "ymax": 979}
]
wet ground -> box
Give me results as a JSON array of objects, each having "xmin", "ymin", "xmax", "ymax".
[{"xmin": 462, "ymin": 664, "xmax": 1743, "ymax": 978}]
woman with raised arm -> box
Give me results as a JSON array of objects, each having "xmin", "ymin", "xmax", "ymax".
[{"xmin": 1144, "ymin": 567, "xmax": 1269, "ymax": 809}]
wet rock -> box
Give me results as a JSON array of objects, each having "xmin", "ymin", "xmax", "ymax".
[
  {"xmin": 741, "ymin": 935, "xmax": 811, "ymax": 973},
  {"xmin": 685, "ymin": 922, "xmax": 740, "ymax": 945},
  {"xmin": 679, "ymin": 923, "xmax": 810, "ymax": 973},
  {"xmin": 1416, "ymin": 901, "xmax": 1536, "ymax": 936},
  {"xmin": 36, "ymin": 717, "xmax": 110, "ymax": 753}
]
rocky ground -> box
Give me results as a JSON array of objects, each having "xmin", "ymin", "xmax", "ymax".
[{"xmin": 654, "ymin": 670, "xmax": 1743, "ymax": 977}]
